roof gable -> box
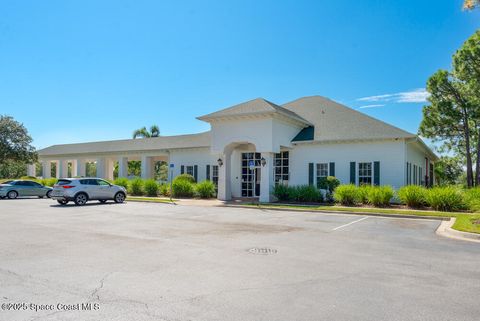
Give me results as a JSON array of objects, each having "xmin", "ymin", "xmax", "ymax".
[
  {"xmin": 282, "ymin": 96, "xmax": 415, "ymax": 142},
  {"xmin": 197, "ymin": 98, "xmax": 311, "ymax": 125}
]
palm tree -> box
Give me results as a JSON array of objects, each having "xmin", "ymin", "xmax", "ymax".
[
  {"xmin": 132, "ymin": 125, "xmax": 160, "ymax": 139},
  {"xmin": 464, "ymin": 0, "xmax": 479, "ymax": 10}
]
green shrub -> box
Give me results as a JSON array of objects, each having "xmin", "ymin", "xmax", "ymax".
[
  {"xmin": 172, "ymin": 179, "xmax": 195, "ymax": 197},
  {"xmin": 334, "ymin": 184, "xmax": 359, "ymax": 206},
  {"xmin": 159, "ymin": 183, "xmax": 171, "ymax": 196},
  {"xmin": 463, "ymin": 188, "xmax": 480, "ymax": 212},
  {"xmin": 113, "ymin": 177, "xmax": 129, "ymax": 190},
  {"xmin": 273, "ymin": 184, "xmax": 291, "ymax": 201},
  {"xmin": 130, "ymin": 178, "xmax": 144, "ymax": 196},
  {"xmin": 317, "ymin": 176, "xmax": 340, "ymax": 192},
  {"xmin": 144, "ymin": 179, "xmax": 159, "ymax": 197},
  {"xmin": 426, "ymin": 186, "xmax": 465, "ymax": 212},
  {"xmin": 366, "ymin": 186, "xmax": 394, "ymax": 207},
  {"xmin": 195, "ymin": 180, "xmax": 216, "ymax": 198},
  {"xmin": 21, "ymin": 176, "xmax": 37, "ymax": 180},
  {"xmin": 398, "ymin": 185, "xmax": 427, "ymax": 208},
  {"xmin": 294, "ymin": 185, "xmax": 323, "ymax": 203},
  {"xmin": 174, "ymin": 174, "xmax": 196, "ymax": 183},
  {"xmin": 40, "ymin": 178, "xmax": 57, "ymax": 187},
  {"xmin": 357, "ymin": 185, "xmax": 373, "ymax": 204}
]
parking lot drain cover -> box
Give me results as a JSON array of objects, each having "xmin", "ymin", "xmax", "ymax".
[{"xmin": 248, "ymin": 248, "xmax": 277, "ymax": 255}]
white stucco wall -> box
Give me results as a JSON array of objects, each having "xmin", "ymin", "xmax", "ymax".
[
  {"xmin": 169, "ymin": 148, "xmax": 219, "ymax": 182},
  {"xmin": 289, "ymin": 139, "xmax": 407, "ymax": 189},
  {"xmin": 405, "ymin": 141, "xmax": 429, "ymax": 185}
]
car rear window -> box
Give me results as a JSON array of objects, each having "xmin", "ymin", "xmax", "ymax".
[{"xmin": 56, "ymin": 179, "xmax": 72, "ymax": 186}]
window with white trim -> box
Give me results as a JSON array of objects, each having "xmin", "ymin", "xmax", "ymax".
[
  {"xmin": 186, "ymin": 166, "xmax": 194, "ymax": 176},
  {"xmin": 358, "ymin": 162, "xmax": 372, "ymax": 185},
  {"xmin": 212, "ymin": 165, "xmax": 219, "ymax": 191},
  {"xmin": 274, "ymin": 151, "xmax": 289, "ymax": 185}
]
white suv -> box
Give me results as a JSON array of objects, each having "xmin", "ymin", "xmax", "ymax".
[{"xmin": 51, "ymin": 178, "xmax": 127, "ymax": 206}]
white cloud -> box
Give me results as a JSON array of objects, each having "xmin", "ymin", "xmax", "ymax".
[
  {"xmin": 358, "ymin": 104, "xmax": 385, "ymax": 109},
  {"xmin": 357, "ymin": 88, "xmax": 429, "ymax": 104}
]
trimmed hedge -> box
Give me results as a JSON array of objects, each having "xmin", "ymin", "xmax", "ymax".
[
  {"xmin": 273, "ymin": 184, "xmax": 323, "ymax": 203},
  {"xmin": 172, "ymin": 179, "xmax": 195, "ymax": 197}
]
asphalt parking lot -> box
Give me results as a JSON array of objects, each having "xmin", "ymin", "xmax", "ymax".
[{"xmin": 1, "ymin": 198, "xmax": 480, "ymax": 321}]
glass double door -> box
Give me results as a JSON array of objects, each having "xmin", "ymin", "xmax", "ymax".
[{"xmin": 241, "ymin": 153, "xmax": 261, "ymax": 197}]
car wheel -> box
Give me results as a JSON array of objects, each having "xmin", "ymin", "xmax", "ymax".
[
  {"xmin": 46, "ymin": 190, "xmax": 52, "ymax": 198},
  {"xmin": 57, "ymin": 200, "xmax": 68, "ymax": 205},
  {"xmin": 74, "ymin": 193, "xmax": 88, "ymax": 206},
  {"xmin": 0, "ymin": 196, "xmax": 5, "ymax": 199},
  {"xmin": 114, "ymin": 192, "xmax": 126, "ymax": 203},
  {"xmin": 38, "ymin": 196, "xmax": 44, "ymax": 198},
  {"xmin": 7, "ymin": 191, "xmax": 18, "ymax": 199},
  {"xmin": 99, "ymin": 200, "xmax": 107, "ymax": 203}
]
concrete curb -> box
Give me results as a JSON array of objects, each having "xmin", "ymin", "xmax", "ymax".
[
  {"xmin": 436, "ymin": 218, "xmax": 480, "ymax": 243},
  {"xmin": 222, "ymin": 204, "xmax": 448, "ymax": 221}
]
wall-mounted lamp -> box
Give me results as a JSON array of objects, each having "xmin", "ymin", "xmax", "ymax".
[
  {"xmin": 217, "ymin": 158, "xmax": 223, "ymax": 167},
  {"xmin": 261, "ymin": 157, "xmax": 266, "ymax": 167}
]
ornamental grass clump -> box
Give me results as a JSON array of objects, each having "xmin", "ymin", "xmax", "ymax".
[
  {"xmin": 195, "ymin": 180, "xmax": 216, "ymax": 198},
  {"xmin": 357, "ymin": 185, "xmax": 373, "ymax": 205},
  {"xmin": 130, "ymin": 177, "xmax": 144, "ymax": 196},
  {"xmin": 366, "ymin": 186, "xmax": 394, "ymax": 207},
  {"xmin": 144, "ymin": 179, "xmax": 159, "ymax": 197},
  {"xmin": 334, "ymin": 184, "xmax": 360, "ymax": 206},
  {"xmin": 426, "ymin": 186, "xmax": 465, "ymax": 212},
  {"xmin": 397, "ymin": 185, "xmax": 427, "ymax": 208},
  {"xmin": 463, "ymin": 187, "xmax": 480, "ymax": 212},
  {"xmin": 293, "ymin": 185, "xmax": 323, "ymax": 203},
  {"xmin": 159, "ymin": 183, "xmax": 170, "ymax": 196},
  {"xmin": 273, "ymin": 184, "xmax": 291, "ymax": 202}
]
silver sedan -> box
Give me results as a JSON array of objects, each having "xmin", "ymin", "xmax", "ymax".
[{"xmin": 0, "ymin": 180, "xmax": 53, "ymax": 199}]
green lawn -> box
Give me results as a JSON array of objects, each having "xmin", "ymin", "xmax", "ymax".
[
  {"xmin": 452, "ymin": 215, "xmax": 480, "ymax": 234},
  {"xmin": 243, "ymin": 203, "xmax": 471, "ymax": 219},
  {"xmin": 126, "ymin": 196, "xmax": 176, "ymax": 203}
]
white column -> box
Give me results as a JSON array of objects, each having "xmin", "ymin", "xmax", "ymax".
[
  {"xmin": 42, "ymin": 161, "xmax": 51, "ymax": 178},
  {"xmin": 260, "ymin": 152, "xmax": 274, "ymax": 203},
  {"xmin": 141, "ymin": 156, "xmax": 153, "ymax": 179},
  {"xmin": 106, "ymin": 159, "xmax": 114, "ymax": 180},
  {"xmin": 217, "ymin": 152, "xmax": 232, "ymax": 201},
  {"xmin": 54, "ymin": 161, "xmax": 60, "ymax": 178},
  {"xmin": 71, "ymin": 160, "xmax": 78, "ymax": 177},
  {"xmin": 27, "ymin": 164, "xmax": 36, "ymax": 177},
  {"xmin": 75, "ymin": 160, "xmax": 86, "ymax": 177},
  {"xmin": 58, "ymin": 160, "xmax": 69, "ymax": 178},
  {"xmin": 96, "ymin": 158, "xmax": 106, "ymax": 178},
  {"xmin": 118, "ymin": 157, "xmax": 128, "ymax": 178}
]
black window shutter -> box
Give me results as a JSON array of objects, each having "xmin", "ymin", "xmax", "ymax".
[
  {"xmin": 374, "ymin": 161, "xmax": 380, "ymax": 186},
  {"xmin": 308, "ymin": 163, "xmax": 314, "ymax": 186},
  {"xmin": 194, "ymin": 165, "xmax": 198, "ymax": 182},
  {"xmin": 181, "ymin": 165, "xmax": 184, "ymax": 174},
  {"xmin": 350, "ymin": 162, "xmax": 356, "ymax": 184},
  {"xmin": 206, "ymin": 165, "xmax": 210, "ymax": 180},
  {"xmin": 329, "ymin": 162, "xmax": 335, "ymax": 177}
]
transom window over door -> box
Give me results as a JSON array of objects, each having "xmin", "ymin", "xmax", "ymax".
[
  {"xmin": 358, "ymin": 162, "xmax": 372, "ymax": 185},
  {"xmin": 274, "ymin": 151, "xmax": 289, "ymax": 185}
]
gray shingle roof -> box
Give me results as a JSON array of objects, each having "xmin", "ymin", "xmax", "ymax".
[
  {"xmin": 197, "ymin": 98, "xmax": 312, "ymax": 125},
  {"xmin": 282, "ymin": 96, "xmax": 416, "ymax": 142},
  {"xmin": 38, "ymin": 131, "xmax": 211, "ymax": 157}
]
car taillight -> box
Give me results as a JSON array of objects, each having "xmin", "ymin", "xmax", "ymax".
[{"xmin": 62, "ymin": 186, "xmax": 75, "ymax": 189}]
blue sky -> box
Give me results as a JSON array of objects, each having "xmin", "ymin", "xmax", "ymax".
[{"xmin": 1, "ymin": 0, "xmax": 479, "ymax": 149}]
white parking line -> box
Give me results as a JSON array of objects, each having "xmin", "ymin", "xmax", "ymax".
[{"xmin": 332, "ymin": 216, "xmax": 369, "ymax": 231}]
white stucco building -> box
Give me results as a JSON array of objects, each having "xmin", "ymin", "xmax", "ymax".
[{"xmin": 35, "ymin": 96, "xmax": 437, "ymax": 202}]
